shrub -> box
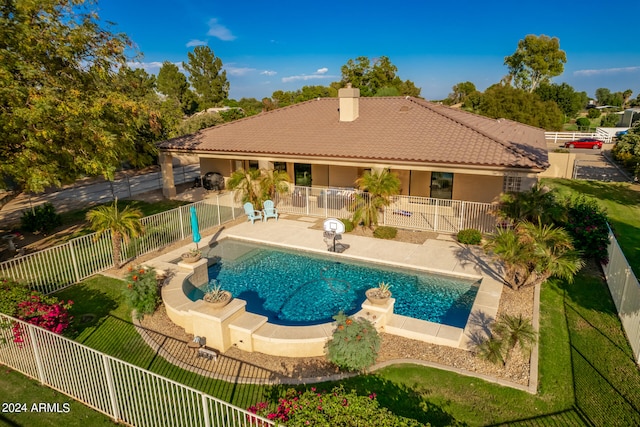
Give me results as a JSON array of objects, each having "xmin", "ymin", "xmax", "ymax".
[
  {"xmin": 373, "ymin": 226, "xmax": 397, "ymax": 239},
  {"xmin": 325, "ymin": 312, "xmax": 380, "ymax": 372},
  {"xmin": 457, "ymin": 228, "xmax": 482, "ymax": 245},
  {"xmin": 247, "ymin": 386, "xmax": 426, "ymax": 426},
  {"xmin": 476, "ymin": 314, "xmax": 536, "ymax": 366},
  {"xmin": 587, "ymin": 108, "xmax": 601, "ymax": 119},
  {"xmin": 20, "ymin": 202, "xmax": 62, "ymax": 233},
  {"xmin": 563, "ymin": 196, "xmax": 610, "ymax": 264},
  {"xmin": 340, "ymin": 218, "xmax": 354, "ymax": 232},
  {"xmin": 576, "ymin": 117, "xmax": 591, "ymax": 129},
  {"xmin": 123, "ymin": 266, "xmax": 160, "ymax": 320},
  {"xmin": 0, "ymin": 278, "xmax": 32, "ymax": 316},
  {"xmin": 601, "ymin": 113, "xmax": 619, "ymax": 127}
]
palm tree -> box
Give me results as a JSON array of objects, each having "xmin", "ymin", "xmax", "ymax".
[
  {"xmin": 497, "ymin": 183, "xmax": 566, "ymax": 226},
  {"xmin": 227, "ymin": 168, "xmax": 262, "ymax": 207},
  {"xmin": 352, "ymin": 169, "xmax": 400, "ymax": 228},
  {"xmin": 484, "ymin": 221, "xmax": 583, "ymax": 290},
  {"xmin": 259, "ymin": 168, "xmax": 290, "ymax": 201},
  {"xmin": 86, "ymin": 199, "xmax": 144, "ymax": 268},
  {"xmin": 493, "ymin": 314, "xmax": 537, "ymax": 353}
]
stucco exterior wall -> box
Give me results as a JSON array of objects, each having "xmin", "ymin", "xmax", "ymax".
[
  {"xmin": 410, "ymin": 171, "xmax": 431, "ymax": 196},
  {"xmin": 539, "ymin": 152, "xmax": 575, "ymax": 179},
  {"xmin": 328, "ymin": 165, "xmax": 358, "ymax": 188},
  {"xmin": 311, "ymin": 164, "xmax": 329, "ymax": 186},
  {"xmin": 453, "ymin": 174, "xmax": 503, "ymax": 203},
  {"xmin": 392, "ymin": 169, "xmax": 410, "ymax": 195}
]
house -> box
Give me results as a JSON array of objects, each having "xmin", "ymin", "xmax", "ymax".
[{"xmin": 158, "ymin": 87, "xmax": 549, "ymax": 204}]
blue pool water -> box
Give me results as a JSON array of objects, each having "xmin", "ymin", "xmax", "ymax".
[{"xmin": 188, "ymin": 239, "xmax": 479, "ymax": 327}]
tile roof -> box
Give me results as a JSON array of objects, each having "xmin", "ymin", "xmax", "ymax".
[{"xmin": 159, "ymin": 97, "xmax": 549, "ymax": 170}]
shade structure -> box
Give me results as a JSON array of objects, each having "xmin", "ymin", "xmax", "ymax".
[{"xmin": 190, "ymin": 206, "xmax": 201, "ymax": 248}]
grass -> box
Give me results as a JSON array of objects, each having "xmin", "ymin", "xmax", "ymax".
[
  {"xmin": 1, "ymin": 267, "xmax": 620, "ymax": 426},
  {"xmin": 0, "ymin": 369, "xmax": 116, "ymax": 426},
  {"xmin": 541, "ymin": 178, "xmax": 640, "ymax": 275}
]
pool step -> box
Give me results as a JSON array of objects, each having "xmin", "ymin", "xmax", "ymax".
[
  {"xmin": 385, "ymin": 314, "xmax": 462, "ymax": 348},
  {"xmin": 228, "ymin": 312, "xmax": 268, "ymax": 352}
]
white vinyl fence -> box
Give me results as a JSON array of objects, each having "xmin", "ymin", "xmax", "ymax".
[
  {"xmin": 0, "ymin": 314, "xmax": 276, "ymax": 427},
  {"xmin": 0, "ymin": 193, "xmax": 242, "ymax": 294},
  {"xmin": 273, "ymin": 185, "xmax": 498, "ymax": 234},
  {"xmin": 602, "ymin": 228, "xmax": 640, "ymax": 364}
]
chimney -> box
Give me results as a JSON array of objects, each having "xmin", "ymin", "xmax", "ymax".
[{"xmin": 338, "ymin": 84, "xmax": 359, "ymax": 122}]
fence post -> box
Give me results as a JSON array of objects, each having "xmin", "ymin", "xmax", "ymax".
[
  {"xmin": 102, "ymin": 355, "xmax": 120, "ymax": 422},
  {"xmin": 178, "ymin": 207, "xmax": 185, "ymax": 241},
  {"xmin": 306, "ymin": 187, "xmax": 310, "ymax": 216},
  {"xmin": 68, "ymin": 240, "xmax": 81, "ymax": 283},
  {"xmin": 201, "ymin": 394, "xmax": 211, "ymax": 427},
  {"xmin": 30, "ymin": 325, "xmax": 46, "ymax": 384},
  {"xmin": 434, "ymin": 200, "xmax": 439, "ymax": 232},
  {"xmin": 231, "ymin": 191, "xmax": 236, "ymax": 220},
  {"xmin": 459, "ymin": 201, "xmax": 465, "ymax": 231},
  {"xmin": 217, "ymin": 195, "xmax": 221, "ymax": 226}
]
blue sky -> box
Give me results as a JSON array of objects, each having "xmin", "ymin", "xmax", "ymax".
[{"xmin": 97, "ymin": 0, "xmax": 640, "ymax": 101}]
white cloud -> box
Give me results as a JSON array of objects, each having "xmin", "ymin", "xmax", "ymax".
[
  {"xmin": 127, "ymin": 61, "xmax": 183, "ymax": 72},
  {"xmin": 574, "ymin": 66, "xmax": 640, "ymax": 76},
  {"xmin": 127, "ymin": 61, "xmax": 164, "ymax": 71},
  {"xmin": 281, "ymin": 67, "xmax": 334, "ymax": 83},
  {"xmin": 261, "ymin": 70, "xmax": 277, "ymax": 76},
  {"xmin": 225, "ymin": 66, "xmax": 255, "ymax": 76},
  {"xmin": 186, "ymin": 39, "xmax": 207, "ymax": 47},
  {"xmin": 207, "ymin": 18, "xmax": 236, "ymax": 41}
]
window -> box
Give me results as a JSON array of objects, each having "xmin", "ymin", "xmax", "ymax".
[
  {"xmin": 274, "ymin": 162, "xmax": 287, "ymax": 173},
  {"xmin": 248, "ymin": 160, "xmax": 259, "ymax": 170},
  {"xmin": 503, "ymin": 175, "xmax": 522, "ymax": 193}
]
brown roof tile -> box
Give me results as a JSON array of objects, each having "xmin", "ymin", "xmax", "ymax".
[{"xmin": 159, "ymin": 97, "xmax": 549, "ymax": 170}]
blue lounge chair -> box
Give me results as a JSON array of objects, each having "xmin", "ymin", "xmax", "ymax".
[
  {"xmin": 243, "ymin": 202, "xmax": 263, "ymax": 224},
  {"xmin": 263, "ymin": 200, "xmax": 278, "ymax": 222}
]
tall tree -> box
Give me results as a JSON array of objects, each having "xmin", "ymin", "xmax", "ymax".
[
  {"xmin": 157, "ymin": 61, "xmax": 197, "ymax": 115},
  {"xmin": 447, "ymin": 81, "xmax": 477, "ymax": 105},
  {"xmin": 504, "ymin": 35, "xmax": 567, "ymax": 92},
  {"xmin": 340, "ymin": 56, "xmax": 420, "ymax": 97},
  {"xmin": 183, "ymin": 46, "xmax": 229, "ymax": 110},
  {"xmin": 478, "ymin": 84, "xmax": 564, "ymax": 130},
  {"xmin": 0, "ymin": 0, "xmax": 158, "ymax": 193},
  {"xmin": 535, "ymin": 82, "xmax": 588, "ymax": 118},
  {"xmin": 352, "ymin": 169, "xmax": 401, "ymax": 228}
]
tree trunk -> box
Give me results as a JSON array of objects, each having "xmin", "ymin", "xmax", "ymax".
[{"xmin": 111, "ymin": 231, "xmax": 122, "ymax": 268}]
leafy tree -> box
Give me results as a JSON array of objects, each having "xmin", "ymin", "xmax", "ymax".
[
  {"xmin": 341, "ymin": 56, "xmax": 420, "ymax": 97},
  {"xmin": 496, "ymin": 183, "xmax": 566, "ymax": 226},
  {"xmin": 477, "ymin": 84, "xmax": 564, "ymax": 130},
  {"xmin": 534, "ymin": 82, "xmax": 588, "ymax": 118},
  {"xmin": 183, "ymin": 46, "xmax": 229, "ymax": 110},
  {"xmin": 352, "ymin": 169, "xmax": 401, "ymax": 228},
  {"xmin": 230, "ymin": 97, "xmax": 263, "ymax": 116},
  {"xmin": 0, "ymin": 0, "xmax": 158, "ymax": 193},
  {"xmin": 564, "ymin": 196, "xmax": 610, "ymax": 264},
  {"xmin": 259, "ymin": 169, "xmax": 290, "ymax": 201},
  {"xmin": 484, "ymin": 221, "xmax": 583, "ymax": 290},
  {"xmin": 587, "ymin": 108, "xmax": 601, "ymax": 119},
  {"xmin": 611, "ymin": 123, "xmax": 640, "ymax": 179},
  {"xmin": 448, "ymin": 81, "xmax": 477, "ymax": 105},
  {"xmin": 601, "ymin": 113, "xmax": 620, "ymax": 127},
  {"xmin": 157, "ymin": 61, "xmax": 197, "ymax": 115},
  {"xmin": 623, "ymin": 89, "xmax": 633, "ymax": 107},
  {"xmin": 176, "ymin": 112, "xmax": 223, "ymax": 136},
  {"xmin": 594, "ymin": 87, "xmax": 624, "ymax": 106},
  {"xmin": 504, "ymin": 34, "xmax": 567, "ymax": 92},
  {"xmin": 86, "ymin": 199, "xmax": 144, "ymax": 268},
  {"xmin": 576, "ymin": 117, "xmax": 591, "ymax": 130}
]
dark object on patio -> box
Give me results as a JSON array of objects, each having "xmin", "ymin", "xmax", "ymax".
[
  {"xmin": 393, "ymin": 209, "xmax": 412, "ymax": 217},
  {"xmin": 202, "ymin": 172, "xmax": 225, "ymax": 191},
  {"xmin": 197, "ymin": 347, "xmax": 218, "ymax": 361}
]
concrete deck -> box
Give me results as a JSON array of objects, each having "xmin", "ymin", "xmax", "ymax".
[{"xmin": 147, "ymin": 214, "xmax": 505, "ymax": 356}]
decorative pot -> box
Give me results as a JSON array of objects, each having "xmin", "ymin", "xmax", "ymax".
[
  {"xmin": 204, "ymin": 290, "xmax": 232, "ymax": 309},
  {"xmin": 181, "ymin": 252, "xmax": 201, "ymax": 263},
  {"xmin": 365, "ymin": 288, "xmax": 391, "ymax": 305}
]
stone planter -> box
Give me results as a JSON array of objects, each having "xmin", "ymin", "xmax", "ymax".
[
  {"xmin": 365, "ymin": 288, "xmax": 391, "ymax": 306},
  {"xmin": 204, "ymin": 290, "xmax": 232, "ymax": 309},
  {"xmin": 181, "ymin": 252, "xmax": 202, "ymax": 263}
]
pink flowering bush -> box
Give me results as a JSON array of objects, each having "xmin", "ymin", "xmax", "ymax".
[
  {"xmin": 247, "ymin": 386, "xmax": 427, "ymax": 426},
  {"xmin": 0, "ymin": 278, "xmax": 73, "ymax": 344}
]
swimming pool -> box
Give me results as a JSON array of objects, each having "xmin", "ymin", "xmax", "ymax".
[{"xmin": 188, "ymin": 239, "xmax": 479, "ymax": 327}]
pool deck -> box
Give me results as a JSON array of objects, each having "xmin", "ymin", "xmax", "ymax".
[{"xmin": 150, "ymin": 215, "xmax": 505, "ymax": 355}]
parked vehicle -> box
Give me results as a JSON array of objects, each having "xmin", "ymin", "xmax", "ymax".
[
  {"xmin": 564, "ymin": 138, "xmax": 603, "ymax": 149},
  {"xmin": 615, "ymin": 129, "xmax": 629, "ymax": 139}
]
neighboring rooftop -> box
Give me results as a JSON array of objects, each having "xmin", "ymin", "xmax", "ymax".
[{"xmin": 160, "ymin": 96, "xmax": 549, "ymax": 170}]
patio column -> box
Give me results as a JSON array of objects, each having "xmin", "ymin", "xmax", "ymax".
[{"xmin": 160, "ymin": 152, "xmax": 177, "ymax": 199}]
